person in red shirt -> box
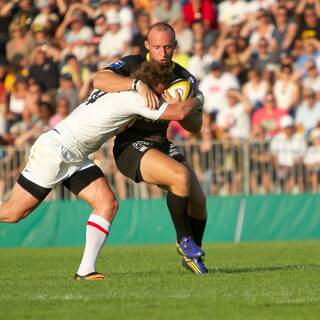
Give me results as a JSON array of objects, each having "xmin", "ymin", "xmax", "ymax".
[
  {"xmin": 183, "ymin": 0, "xmax": 218, "ymax": 30},
  {"xmin": 252, "ymin": 92, "xmax": 287, "ymax": 139}
]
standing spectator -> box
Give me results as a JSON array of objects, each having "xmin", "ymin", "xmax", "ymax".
[
  {"xmin": 270, "ymin": 115, "xmax": 307, "ymax": 193},
  {"xmin": 99, "ymin": 11, "xmax": 131, "ymax": 63},
  {"xmin": 273, "ymin": 64, "xmax": 299, "ymax": 112},
  {"xmin": 216, "ymin": 89, "xmax": 251, "ymax": 140},
  {"xmin": 183, "ymin": 0, "xmax": 217, "ymax": 30},
  {"xmin": 252, "ymin": 92, "xmax": 287, "ymax": 138},
  {"xmin": 55, "ymin": 73, "xmax": 80, "ymax": 112},
  {"xmin": 199, "ymin": 61, "xmax": 239, "ymax": 116},
  {"xmin": 242, "ymin": 69, "xmax": 270, "ymax": 109},
  {"xmin": 29, "ymin": 46, "xmax": 60, "ymax": 92},
  {"xmin": 91, "ymin": 14, "xmax": 108, "ymax": 46},
  {"xmin": 295, "ymin": 88, "xmax": 320, "ymax": 137},
  {"xmin": 32, "ymin": 0, "xmax": 60, "ymax": 31}
]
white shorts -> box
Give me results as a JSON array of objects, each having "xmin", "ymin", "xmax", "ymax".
[{"xmin": 21, "ymin": 130, "xmax": 95, "ymax": 189}]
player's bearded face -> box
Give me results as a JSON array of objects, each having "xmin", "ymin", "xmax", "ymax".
[{"xmin": 145, "ymin": 30, "xmax": 176, "ymax": 65}]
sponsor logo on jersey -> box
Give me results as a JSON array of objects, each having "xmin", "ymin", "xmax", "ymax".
[
  {"xmin": 108, "ymin": 59, "xmax": 125, "ymax": 70},
  {"xmin": 133, "ymin": 141, "xmax": 152, "ymax": 152}
]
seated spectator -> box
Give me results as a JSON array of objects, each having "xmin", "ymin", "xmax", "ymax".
[
  {"xmin": 183, "ymin": 0, "xmax": 217, "ymax": 30},
  {"xmin": 5, "ymin": 22, "xmax": 32, "ymax": 63},
  {"xmin": 49, "ymin": 96, "xmax": 70, "ymax": 128},
  {"xmin": 190, "ymin": 19, "xmax": 217, "ymax": 51},
  {"xmin": 272, "ymin": 5, "xmax": 297, "ymax": 55},
  {"xmin": 55, "ymin": 73, "xmax": 80, "ymax": 112},
  {"xmin": 248, "ymin": 10, "xmax": 275, "ymax": 49},
  {"xmin": 32, "ymin": 0, "xmax": 59, "ymax": 31},
  {"xmin": 216, "ymin": 89, "xmax": 251, "ymax": 140},
  {"xmin": 199, "ymin": 61, "xmax": 239, "ymax": 116},
  {"xmin": 249, "ymin": 125, "xmax": 272, "ymax": 194},
  {"xmin": 304, "ymin": 128, "xmax": 320, "ymax": 193},
  {"xmin": 242, "ymin": 69, "xmax": 270, "ymax": 109},
  {"xmin": 3, "ymin": 54, "xmax": 29, "ymax": 93},
  {"xmin": 295, "ymin": 88, "xmax": 320, "ymax": 137},
  {"xmin": 252, "ymin": 92, "xmax": 287, "ymax": 138},
  {"xmin": 218, "ymin": 0, "xmax": 248, "ymax": 30},
  {"xmin": 187, "ymin": 41, "xmax": 214, "ymax": 81},
  {"xmin": 152, "ymin": 0, "xmax": 182, "ymax": 25},
  {"xmin": 4, "ymin": 76, "xmax": 29, "ymax": 132},
  {"xmin": 99, "ymin": 11, "xmax": 131, "ymax": 64},
  {"xmin": 91, "ymin": 14, "xmax": 108, "ymax": 46},
  {"xmin": 1, "ymin": 0, "xmax": 38, "ymax": 33},
  {"xmin": 131, "ymin": 11, "xmax": 150, "ymax": 56},
  {"xmin": 29, "ymin": 45, "xmax": 60, "ymax": 92},
  {"xmin": 55, "ymin": 9, "xmax": 93, "ymax": 61},
  {"xmin": 250, "ymin": 37, "xmax": 279, "ymax": 75},
  {"xmin": 270, "ymin": 115, "xmax": 307, "ymax": 193},
  {"xmin": 273, "ymin": 64, "xmax": 299, "ymax": 112},
  {"xmin": 295, "ymin": 39, "xmax": 320, "ymax": 77},
  {"xmin": 302, "ymin": 63, "xmax": 320, "ymax": 93},
  {"xmin": 172, "ymin": 18, "xmax": 194, "ymax": 54},
  {"xmin": 296, "ymin": 7, "xmax": 320, "ymax": 40},
  {"xmin": 61, "ymin": 54, "xmax": 90, "ymax": 89}
]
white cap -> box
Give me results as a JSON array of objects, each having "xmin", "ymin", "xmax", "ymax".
[
  {"xmin": 106, "ymin": 10, "xmax": 120, "ymax": 25},
  {"xmin": 280, "ymin": 115, "xmax": 294, "ymax": 129}
]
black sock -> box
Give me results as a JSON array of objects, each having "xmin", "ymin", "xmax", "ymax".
[
  {"xmin": 166, "ymin": 191, "xmax": 191, "ymax": 242},
  {"xmin": 187, "ymin": 216, "xmax": 207, "ymax": 247}
]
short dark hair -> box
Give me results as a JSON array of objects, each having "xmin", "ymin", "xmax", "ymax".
[
  {"xmin": 130, "ymin": 61, "xmax": 173, "ymax": 91},
  {"xmin": 147, "ymin": 22, "xmax": 176, "ymax": 41}
]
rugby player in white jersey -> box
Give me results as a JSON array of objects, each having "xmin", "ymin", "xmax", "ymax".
[{"xmin": 0, "ymin": 61, "xmax": 203, "ymax": 280}]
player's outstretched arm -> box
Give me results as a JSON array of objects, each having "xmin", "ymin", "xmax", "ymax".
[
  {"xmin": 93, "ymin": 70, "xmax": 159, "ymax": 109},
  {"xmin": 159, "ymin": 91, "xmax": 201, "ymax": 121}
]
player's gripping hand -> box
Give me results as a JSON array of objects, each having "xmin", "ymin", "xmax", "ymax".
[
  {"xmin": 162, "ymin": 89, "xmax": 181, "ymax": 104},
  {"xmin": 137, "ymin": 81, "xmax": 160, "ymax": 110}
]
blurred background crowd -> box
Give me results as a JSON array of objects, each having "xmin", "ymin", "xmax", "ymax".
[{"xmin": 0, "ymin": 0, "xmax": 320, "ymax": 197}]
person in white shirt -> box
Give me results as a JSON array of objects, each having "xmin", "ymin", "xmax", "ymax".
[
  {"xmin": 199, "ymin": 61, "xmax": 239, "ymax": 115},
  {"xmin": 270, "ymin": 115, "xmax": 307, "ymax": 193},
  {"xmin": 218, "ymin": 0, "xmax": 249, "ymax": 29},
  {"xmin": 304, "ymin": 128, "xmax": 320, "ymax": 193},
  {"xmin": 295, "ymin": 88, "xmax": 320, "ymax": 137},
  {"xmin": 0, "ymin": 61, "xmax": 202, "ymax": 280},
  {"xmin": 216, "ymin": 89, "xmax": 252, "ymax": 139}
]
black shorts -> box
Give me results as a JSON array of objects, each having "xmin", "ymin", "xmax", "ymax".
[
  {"xmin": 17, "ymin": 165, "xmax": 104, "ymax": 201},
  {"xmin": 113, "ymin": 139, "xmax": 186, "ymax": 183}
]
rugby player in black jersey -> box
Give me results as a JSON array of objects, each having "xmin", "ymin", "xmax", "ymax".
[{"xmin": 93, "ymin": 22, "xmax": 208, "ymax": 274}]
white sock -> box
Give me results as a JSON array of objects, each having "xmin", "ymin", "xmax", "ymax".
[{"xmin": 77, "ymin": 213, "xmax": 111, "ymax": 276}]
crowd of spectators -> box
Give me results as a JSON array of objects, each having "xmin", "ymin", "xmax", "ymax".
[{"xmin": 0, "ymin": 0, "xmax": 320, "ymax": 196}]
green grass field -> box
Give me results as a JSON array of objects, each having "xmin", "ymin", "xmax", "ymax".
[{"xmin": 1, "ymin": 241, "xmax": 320, "ymax": 320}]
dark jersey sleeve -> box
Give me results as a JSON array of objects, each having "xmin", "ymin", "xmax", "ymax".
[
  {"xmin": 172, "ymin": 62, "xmax": 197, "ymax": 92},
  {"xmin": 103, "ymin": 55, "xmax": 144, "ymax": 77}
]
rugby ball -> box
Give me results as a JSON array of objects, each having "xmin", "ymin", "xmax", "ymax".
[{"xmin": 167, "ymin": 79, "xmax": 192, "ymax": 101}]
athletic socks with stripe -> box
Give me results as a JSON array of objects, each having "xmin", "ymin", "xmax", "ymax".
[{"xmin": 77, "ymin": 213, "xmax": 110, "ymax": 276}]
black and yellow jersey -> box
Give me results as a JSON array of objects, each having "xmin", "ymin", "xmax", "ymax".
[{"xmin": 104, "ymin": 54, "xmax": 196, "ymax": 142}]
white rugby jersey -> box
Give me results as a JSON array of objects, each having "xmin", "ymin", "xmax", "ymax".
[{"xmin": 54, "ymin": 90, "xmax": 168, "ymax": 157}]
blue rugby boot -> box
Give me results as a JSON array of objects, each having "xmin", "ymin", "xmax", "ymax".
[
  {"xmin": 181, "ymin": 256, "xmax": 208, "ymax": 274},
  {"xmin": 176, "ymin": 236, "xmax": 204, "ymax": 259}
]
